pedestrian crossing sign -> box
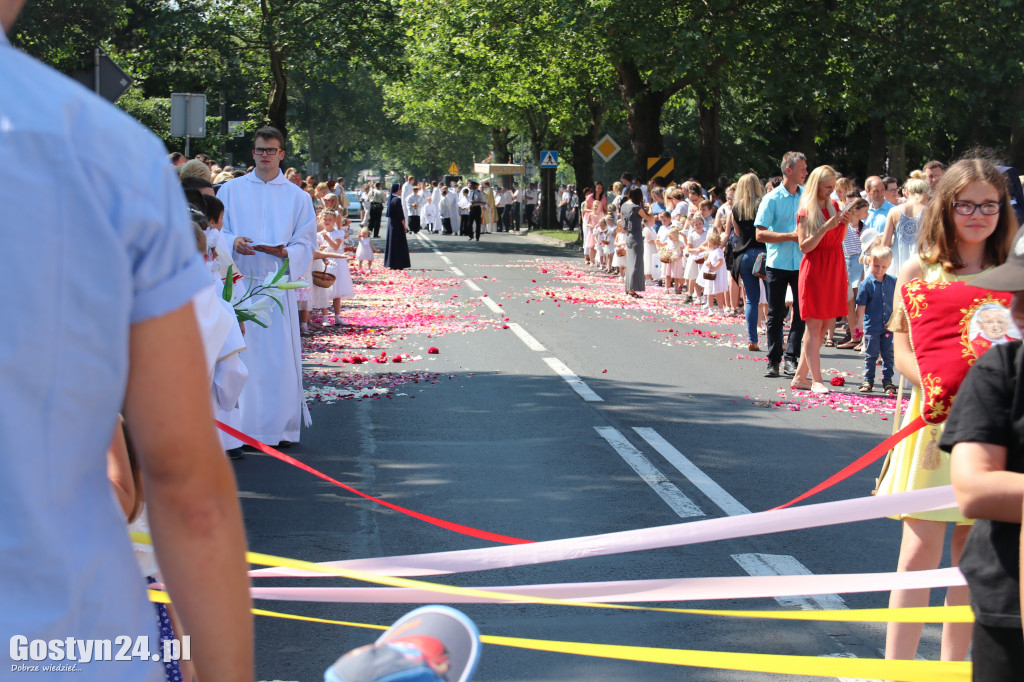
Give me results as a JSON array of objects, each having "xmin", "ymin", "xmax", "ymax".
[{"xmin": 540, "ymin": 151, "xmax": 558, "ymax": 168}]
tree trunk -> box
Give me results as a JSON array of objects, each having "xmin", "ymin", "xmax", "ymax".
[
  {"xmin": 491, "ymin": 127, "xmax": 512, "ymax": 163},
  {"xmin": 697, "ymin": 86, "xmax": 721, "ymax": 184},
  {"xmin": 1009, "ymin": 82, "xmax": 1024, "ymax": 168},
  {"xmin": 568, "ymin": 96, "xmax": 606, "ymax": 193},
  {"xmin": 615, "ymin": 59, "xmax": 667, "ymax": 180},
  {"xmin": 866, "ymin": 115, "xmax": 887, "ymax": 177},
  {"xmin": 888, "ymin": 136, "xmax": 906, "ymax": 181},
  {"xmin": 267, "ymin": 44, "xmax": 288, "ymax": 137},
  {"xmin": 794, "ymin": 106, "xmax": 819, "ymax": 167}
]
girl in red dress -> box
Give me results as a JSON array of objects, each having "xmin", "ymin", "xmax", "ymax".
[{"xmin": 791, "ymin": 165, "xmax": 854, "ymax": 393}]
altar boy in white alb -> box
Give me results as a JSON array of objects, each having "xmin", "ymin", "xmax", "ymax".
[{"xmin": 218, "ymin": 126, "xmax": 317, "ymax": 446}]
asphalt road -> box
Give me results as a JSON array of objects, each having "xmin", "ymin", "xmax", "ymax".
[{"xmin": 240, "ymin": 231, "xmax": 957, "ymax": 681}]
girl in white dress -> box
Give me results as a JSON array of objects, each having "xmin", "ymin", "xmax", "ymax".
[
  {"xmin": 611, "ymin": 223, "xmax": 628, "ymax": 276},
  {"xmin": 700, "ymin": 231, "xmax": 729, "ymax": 311},
  {"xmin": 354, "ymin": 227, "xmax": 377, "ymax": 272},
  {"xmin": 643, "ymin": 216, "xmax": 660, "ymax": 283},
  {"xmin": 317, "ymin": 211, "xmax": 355, "ymax": 325},
  {"xmin": 684, "ymin": 216, "xmax": 708, "ymax": 303},
  {"xmin": 664, "ymin": 227, "xmax": 686, "ymax": 293}
]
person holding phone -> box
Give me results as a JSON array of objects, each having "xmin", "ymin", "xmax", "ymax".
[{"xmin": 790, "ymin": 165, "xmax": 854, "ymax": 393}]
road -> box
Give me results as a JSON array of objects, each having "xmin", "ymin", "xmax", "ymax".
[{"xmin": 238, "ymin": 232, "xmax": 956, "ymax": 681}]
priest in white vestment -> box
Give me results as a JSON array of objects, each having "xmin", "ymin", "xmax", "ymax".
[{"xmin": 218, "ymin": 127, "xmax": 317, "ymax": 446}]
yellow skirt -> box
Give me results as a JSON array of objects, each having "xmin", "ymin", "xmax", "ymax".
[{"xmin": 875, "ymin": 386, "xmax": 971, "ymax": 524}]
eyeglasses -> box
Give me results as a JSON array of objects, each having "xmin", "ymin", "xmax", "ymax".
[
  {"xmin": 952, "ymin": 201, "xmax": 1000, "ymax": 216},
  {"xmin": 253, "ymin": 147, "xmax": 281, "ymax": 156}
]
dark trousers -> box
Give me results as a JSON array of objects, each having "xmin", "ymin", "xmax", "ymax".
[
  {"xmin": 408, "ymin": 215, "xmax": 421, "ymax": 233},
  {"xmin": 496, "ymin": 206, "xmax": 507, "ymax": 231},
  {"xmin": 441, "ymin": 217, "xmax": 452, "ymax": 235},
  {"xmin": 511, "ymin": 201, "xmax": 521, "ymax": 230},
  {"xmin": 973, "ymin": 622, "xmax": 1024, "ymax": 681},
  {"xmin": 765, "ymin": 266, "xmax": 804, "ymax": 366},
  {"xmin": 465, "ymin": 207, "xmax": 482, "ymax": 240},
  {"xmin": 862, "ymin": 331, "xmax": 894, "ymax": 385},
  {"xmin": 369, "ymin": 203, "xmax": 383, "ymax": 238},
  {"xmin": 524, "ymin": 204, "xmax": 536, "ymax": 230}
]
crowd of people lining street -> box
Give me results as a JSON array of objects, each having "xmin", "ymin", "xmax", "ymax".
[
  {"xmin": 6, "ymin": 2, "xmax": 1024, "ymax": 674},
  {"xmin": 173, "ymin": 138, "xmax": 1024, "ymax": 678}
]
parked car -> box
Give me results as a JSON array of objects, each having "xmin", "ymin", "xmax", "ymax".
[{"xmin": 345, "ymin": 191, "xmax": 362, "ymax": 223}]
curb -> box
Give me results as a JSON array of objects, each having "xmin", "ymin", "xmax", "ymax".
[{"xmin": 516, "ymin": 231, "xmax": 581, "ymax": 250}]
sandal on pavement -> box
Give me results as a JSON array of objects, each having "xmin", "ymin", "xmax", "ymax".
[
  {"xmin": 884, "ymin": 383, "xmax": 898, "ymax": 396},
  {"xmin": 810, "ymin": 382, "xmax": 830, "ymax": 394},
  {"xmin": 790, "ymin": 381, "xmax": 813, "ymax": 391},
  {"xmin": 837, "ymin": 340, "xmax": 859, "ymax": 349},
  {"xmin": 823, "ymin": 338, "xmax": 834, "ymax": 347},
  {"xmin": 858, "ymin": 382, "xmax": 873, "ymax": 393}
]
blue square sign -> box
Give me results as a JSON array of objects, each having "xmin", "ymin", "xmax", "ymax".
[{"xmin": 539, "ymin": 151, "xmax": 558, "ymax": 168}]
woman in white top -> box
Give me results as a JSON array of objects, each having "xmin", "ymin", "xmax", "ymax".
[{"xmin": 881, "ymin": 177, "xmax": 929, "ymax": 276}]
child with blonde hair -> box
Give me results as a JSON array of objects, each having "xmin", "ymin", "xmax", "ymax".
[
  {"xmin": 354, "ymin": 227, "xmax": 378, "ymax": 272},
  {"xmin": 701, "ymin": 231, "xmax": 729, "ymax": 312}
]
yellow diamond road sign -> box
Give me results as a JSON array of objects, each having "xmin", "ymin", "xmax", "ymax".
[
  {"xmin": 448, "ymin": 162, "xmax": 459, "ymax": 175},
  {"xmin": 593, "ymin": 134, "xmax": 621, "ymax": 163}
]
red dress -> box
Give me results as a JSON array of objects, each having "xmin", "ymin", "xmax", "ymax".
[{"xmin": 798, "ymin": 200, "xmax": 848, "ymax": 320}]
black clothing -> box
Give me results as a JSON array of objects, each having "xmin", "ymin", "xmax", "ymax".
[
  {"xmin": 621, "ymin": 201, "xmax": 646, "ymax": 293},
  {"xmin": 368, "ymin": 202, "xmax": 383, "ymax": 238},
  {"xmin": 465, "ymin": 206, "xmax": 482, "ymax": 240},
  {"xmin": 384, "ymin": 194, "xmax": 410, "ymax": 270},
  {"xmin": 940, "ymin": 342, "xmax": 1024, "ymax": 630},
  {"xmin": 765, "ymin": 266, "xmax": 804, "ymax": 365}
]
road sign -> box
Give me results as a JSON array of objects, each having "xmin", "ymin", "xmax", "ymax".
[
  {"xmin": 539, "ymin": 150, "xmax": 559, "ymax": 168},
  {"xmin": 647, "ymin": 157, "xmax": 675, "ymax": 183},
  {"xmin": 448, "ymin": 162, "xmax": 460, "ymax": 175},
  {"xmin": 69, "ymin": 48, "xmax": 132, "ymax": 104},
  {"xmin": 170, "ymin": 93, "xmax": 207, "ymax": 138},
  {"xmin": 593, "ymin": 135, "xmax": 621, "ymax": 163},
  {"xmin": 228, "ymin": 120, "xmax": 246, "ymax": 138}
]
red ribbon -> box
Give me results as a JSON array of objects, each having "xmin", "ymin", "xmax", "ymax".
[
  {"xmin": 770, "ymin": 415, "xmax": 927, "ymax": 510},
  {"xmin": 216, "ymin": 421, "xmax": 532, "ymax": 545}
]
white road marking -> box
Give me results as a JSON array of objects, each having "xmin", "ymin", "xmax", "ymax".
[
  {"xmin": 479, "ymin": 296, "xmax": 503, "ymax": 314},
  {"xmin": 507, "ymin": 323, "xmax": 546, "ymax": 351},
  {"xmin": 432, "ymin": 248, "xmax": 443, "ymax": 255},
  {"xmin": 633, "ymin": 429, "xmax": 859, "ymax": 677},
  {"xmin": 440, "ymin": 256, "xmax": 452, "ymax": 265},
  {"xmin": 543, "ymin": 358, "xmax": 603, "ymax": 402},
  {"xmin": 594, "ymin": 427, "xmax": 704, "ymax": 519},
  {"xmin": 463, "ymin": 279, "xmax": 482, "ymax": 292},
  {"xmin": 449, "ymin": 266, "xmax": 466, "ymax": 277},
  {"xmin": 731, "ymin": 553, "xmax": 847, "ymax": 610},
  {"xmin": 633, "ymin": 428, "xmax": 751, "ymax": 517}
]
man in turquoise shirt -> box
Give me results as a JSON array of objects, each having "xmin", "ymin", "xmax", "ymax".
[
  {"xmin": 864, "ymin": 175, "xmax": 895, "ymax": 234},
  {"xmin": 755, "ymin": 151, "xmax": 807, "ymax": 377}
]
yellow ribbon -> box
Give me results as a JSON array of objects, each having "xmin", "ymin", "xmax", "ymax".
[{"xmin": 222, "ymin": 603, "xmax": 972, "ymax": 682}]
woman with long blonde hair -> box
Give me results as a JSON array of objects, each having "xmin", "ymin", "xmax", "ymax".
[
  {"xmin": 791, "ymin": 165, "xmax": 853, "ymax": 393},
  {"xmin": 727, "ymin": 173, "xmax": 768, "ymax": 350}
]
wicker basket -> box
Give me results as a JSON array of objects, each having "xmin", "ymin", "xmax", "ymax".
[
  {"xmin": 658, "ymin": 248, "xmax": 676, "ymax": 263},
  {"xmin": 312, "ymin": 261, "xmax": 336, "ymax": 288},
  {"xmin": 615, "ymin": 247, "xmax": 626, "ymax": 257}
]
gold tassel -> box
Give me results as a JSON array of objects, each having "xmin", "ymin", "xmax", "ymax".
[{"xmin": 921, "ymin": 427, "xmax": 941, "ymax": 470}]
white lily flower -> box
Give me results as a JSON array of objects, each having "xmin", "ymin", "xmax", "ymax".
[{"xmin": 236, "ymin": 295, "xmax": 275, "ymax": 326}]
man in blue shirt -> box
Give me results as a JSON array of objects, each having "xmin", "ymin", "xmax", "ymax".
[
  {"xmin": 864, "ymin": 176, "xmax": 895, "ymax": 235},
  {"xmin": 2, "ymin": 3, "xmax": 252, "ymax": 679},
  {"xmin": 755, "ymin": 151, "xmax": 808, "ymax": 377}
]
